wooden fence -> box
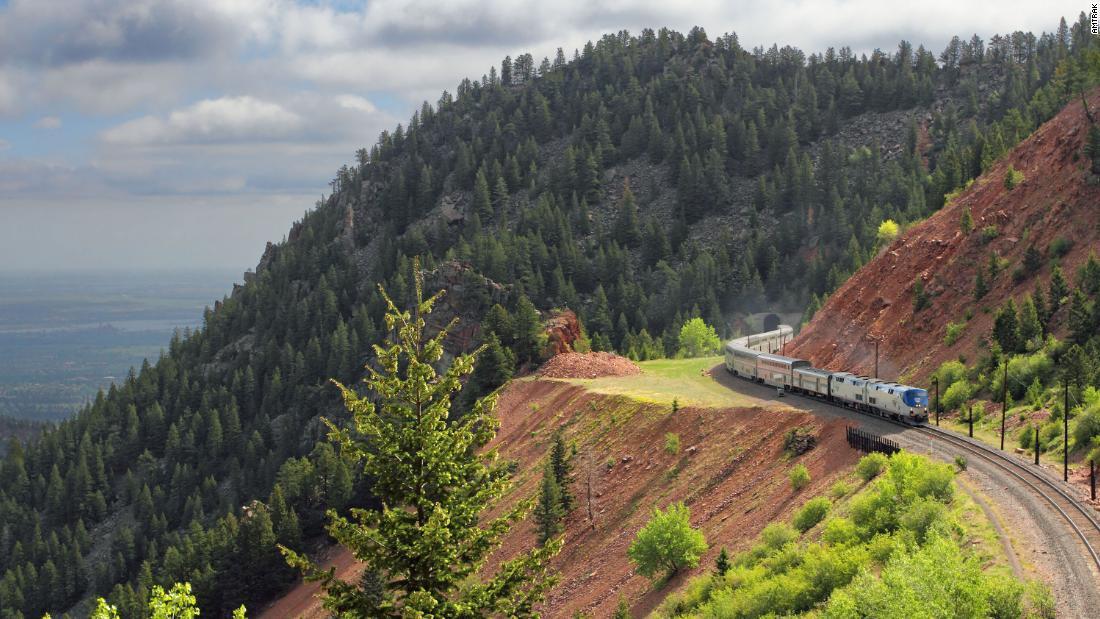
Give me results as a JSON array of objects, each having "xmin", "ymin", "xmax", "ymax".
[{"xmin": 845, "ymin": 426, "xmax": 901, "ymax": 456}]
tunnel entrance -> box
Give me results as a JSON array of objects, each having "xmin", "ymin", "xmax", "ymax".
[{"xmin": 763, "ymin": 313, "xmax": 781, "ymax": 332}]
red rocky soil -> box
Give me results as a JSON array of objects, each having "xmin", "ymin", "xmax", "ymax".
[
  {"xmin": 788, "ymin": 87, "xmax": 1100, "ymax": 384},
  {"xmin": 538, "ymin": 351, "xmax": 641, "ymax": 379},
  {"xmin": 260, "ymin": 378, "xmax": 855, "ymax": 618}
]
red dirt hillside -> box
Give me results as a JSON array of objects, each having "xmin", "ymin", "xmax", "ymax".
[
  {"xmin": 480, "ymin": 379, "xmax": 854, "ymax": 618},
  {"xmin": 788, "ymin": 87, "xmax": 1100, "ymax": 384},
  {"xmin": 260, "ymin": 374, "xmax": 855, "ymax": 618}
]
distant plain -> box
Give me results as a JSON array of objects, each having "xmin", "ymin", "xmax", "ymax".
[{"xmin": 0, "ymin": 270, "xmax": 240, "ymax": 421}]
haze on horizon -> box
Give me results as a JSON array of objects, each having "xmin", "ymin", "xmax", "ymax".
[{"xmin": 0, "ymin": 0, "xmax": 1082, "ymax": 273}]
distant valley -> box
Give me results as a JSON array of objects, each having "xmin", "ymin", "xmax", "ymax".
[{"xmin": 0, "ymin": 270, "xmax": 239, "ymax": 421}]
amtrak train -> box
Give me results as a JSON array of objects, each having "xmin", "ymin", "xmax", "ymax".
[{"xmin": 723, "ymin": 325, "xmax": 929, "ymax": 424}]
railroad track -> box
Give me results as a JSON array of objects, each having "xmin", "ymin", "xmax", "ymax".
[{"xmin": 911, "ymin": 423, "xmax": 1100, "ymax": 574}]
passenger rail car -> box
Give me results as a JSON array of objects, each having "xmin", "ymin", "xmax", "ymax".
[{"xmin": 724, "ymin": 326, "xmax": 929, "ymax": 425}]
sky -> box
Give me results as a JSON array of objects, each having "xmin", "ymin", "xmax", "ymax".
[{"xmin": 0, "ymin": 0, "xmax": 1085, "ymax": 273}]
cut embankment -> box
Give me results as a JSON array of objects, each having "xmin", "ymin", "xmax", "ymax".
[{"xmin": 484, "ymin": 378, "xmax": 855, "ymax": 617}]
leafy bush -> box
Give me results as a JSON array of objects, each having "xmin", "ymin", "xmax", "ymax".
[
  {"xmin": 789, "ymin": 464, "xmax": 811, "ymax": 491},
  {"xmin": 877, "ymin": 219, "xmax": 900, "ymax": 246},
  {"xmin": 954, "ymin": 455, "xmax": 968, "ymax": 472},
  {"xmin": 981, "ymin": 225, "xmax": 999, "ymax": 243},
  {"xmin": 1072, "ymin": 401, "xmax": 1100, "ymax": 453},
  {"xmin": 1049, "ymin": 236, "xmax": 1074, "ymax": 258},
  {"xmin": 944, "ymin": 321, "xmax": 966, "ymax": 346},
  {"xmin": 855, "ymin": 452, "xmax": 888, "ymax": 482},
  {"xmin": 760, "ymin": 522, "xmax": 798, "ymax": 551},
  {"xmin": 942, "ymin": 379, "xmax": 973, "ymax": 412},
  {"xmin": 677, "ymin": 318, "xmax": 721, "ymax": 358},
  {"xmin": 822, "ymin": 517, "xmax": 859, "ymax": 546},
  {"xmin": 664, "ymin": 432, "xmax": 680, "ymax": 455},
  {"xmin": 628, "ymin": 502, "xmax": 707, "ymax": 579},
  {"xmin": 793, "ymin": 497, "xmax": 831, "ymax": 532},
  {"xmin": 899, "ymin": 497, "xmax": 948, "ymax": 542},
  {"xmin": 1004, "ymin": 165, "xmax": 1024, "ymax": 190},
  {"xmin": 829, "ymin": 480, "xmax": 851, "ymax": 499},
  {"xmin": 934, "ymin": 360, "xmax": 968, "ymax": 391}
]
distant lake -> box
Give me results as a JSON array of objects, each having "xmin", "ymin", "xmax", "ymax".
[{"xmin": 0, "ymin": 269, "xmax": 243, "ymax": 421}]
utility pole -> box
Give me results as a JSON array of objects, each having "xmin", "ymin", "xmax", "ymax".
[
  {"xmin": 1064, "ymin": 380, "xmax": 1069, "ymax": 483},
  {"xmin": 1000, "ymin": 362, "xmax": 1007, "ymax": 451},
  {"xmin": 1034, "ymin": 426, "xmax": 1040, "ymax": 465},
  {"xmin": 932, "ymin": 376, "xmax": 939, "ymax": 426},
  {"xmin": 968, "ymin": 405, "xmax": 974, "ymax": 438}
]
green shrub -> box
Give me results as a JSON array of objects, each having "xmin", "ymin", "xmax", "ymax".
[
  {"xmin": 855, "ymin": 452, "xmax": 888, "ymax": 482},
  {"xmin": 899, "ymin": 497, "xmax": 948, "ymax": 542},
  {"xmin": 793, "ymin": 497, "xmax": 831, "ymax": 532},
  {"xmin": 664, "ymin": 432, "xmax": 680, "ymax": 455},
  {"xmin": 1049, "ymin": 236, "xmax": 1074, "ymax": 258},
  {"xmin": 944, "ymin": 321, "xmax": 966, "ymax": 346},
  {"xmin": 1072, "ymin": 402, "xmax": 1100, "ymax": 453},
  {"xmin": 789, "ymin": 463, "xmax": 811, "ymax": 491},
  {"xmin": 822, "ymin": 517, "xmax": 859, "ymax": 546},
  {"xmin": 829, "ymin": 480, "xmax": 851, "ymax": 499},
  {"xmin": 761, "ymin": 522, "xmax": 798, "ymax": 551},
  {"xmin": 628, "ymin": 502, "xmax": 708, "ymax": 579},
  {"xmin": 981, "ymin": 225, "xmax": 999, "ymax": 243},
  {"xmin": 942, "ymin": 379, "xmax": 972, "ymax": 412},
  {"xmin": 954, "ymin": 455, "xmax": 968, "ymax": 472},
  {"xmin": 1004, "ymin": 165, "xmax": 1024, "ymax": 190},
  {"xmin": 934, "ymin": 360, "xmax": 968, "ymax": 391}
]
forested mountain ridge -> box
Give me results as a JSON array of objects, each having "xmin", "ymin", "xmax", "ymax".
[{"xmin": 1, "ymin": 15, "xmax": 1097, "ymax": 618}]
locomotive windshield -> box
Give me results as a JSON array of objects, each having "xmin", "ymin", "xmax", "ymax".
[{"xmin": 903, "ymin": 389, "xmax": 929, "ymax": 407}]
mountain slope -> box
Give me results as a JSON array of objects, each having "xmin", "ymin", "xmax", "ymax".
[
  {"xmin": 260, "ymin": 364, "xmax": 856, "ymax": 618},
  {"xmin": 1, "ymin": 17, "xmax": 1096, "ymax": 617},
  {"xmin": 788, "ymin": 86, "xmax": 1100, "ymax": 382}
]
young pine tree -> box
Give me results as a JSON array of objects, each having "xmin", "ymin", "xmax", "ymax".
[
  {"xmin": 533, "ymin": 461, "xmax": 565, "ymax": 545},
  {"xmin": 549, "ymin": 430, "xmax": 575, "ymax": 512},
  {"xmin": 282, "ymin": 263, "xmax": 560, "ymax": 616}
]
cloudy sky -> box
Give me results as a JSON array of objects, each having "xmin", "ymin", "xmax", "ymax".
[{"xmin": 0, "ymin": 0, "xmax": 1084, "ymax": 273}]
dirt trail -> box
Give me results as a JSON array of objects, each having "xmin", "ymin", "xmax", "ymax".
[{"xmin": 788, "ymin": 87, "xmax": 1100, "ymax": 384}]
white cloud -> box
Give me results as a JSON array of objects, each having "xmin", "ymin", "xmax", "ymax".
[
  {"xmin": 0, "ymin": 0, "xmax": 1089, "ymax": 270},
  {"xmin": 34, "ymin": 116, "xmax": 62, "ymax": 129},
  {"xmin": 101, "ymin": 96, "xmax": 303, "ymax": 145}
]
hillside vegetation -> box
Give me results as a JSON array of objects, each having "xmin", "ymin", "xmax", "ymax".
[
  {"xmin": 655, "ymin": 452, "xmax": 1052, "ymax": 618},
  {"xmin": 1, "ymin": 14, "xmax": 1097, "ymax": 617}
]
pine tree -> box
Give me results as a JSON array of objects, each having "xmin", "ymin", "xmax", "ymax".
[
  {"xmin": 473, "ymin": 168, "xmax": 492, "ymax": 219},
  {"xmin": 282, "ymin": 264, "xmax": 559, "ymax": 616},
  {"xmin": 992, "ymin": 299, "xmax": 1022, "ymax": 353},
  {"xmin": 614, "ymin": 181, "xmax": 642, "ymax": 247},
  {"xmin": 973, "ymin": 267, "xmax": 989, "ymax": 300},
  {"xmin": 533, "ymin": 461, "xmax": 565, "ymax": 545},
  {"xmin": 715, "ymin": 547, "xmax": 730, "ymax": 576},
  {"xmin": 1068, "ymin": 289, "xmax": 1093, "ymax": 344},
  {"xmin": 1050, "ymin": 264, "xmax": 1069, "ymax": 312},
  {"xmin": 549, "ymin": 430, "xmax": 574, "ymax": 512},
  {"xmin": 1019, "ymin": 296, "xmax": 1042, "ymax": 346}
]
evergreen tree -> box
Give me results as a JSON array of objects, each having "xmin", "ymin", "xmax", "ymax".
[
  {"xmin": 614, "ymin": 181, "xmax": 642, "ymax": 248},
  {"xmin": 473, "ymin": 168, "xmax": 492, "ymax": 219},
  {"xmin": 992, "ymin": 299, "xmax": 1022, "ymax": 353},
  {"xmin": 533, "ymin": 461, "xmax": 565, "ymax": 545},
  {"xmin": 715, "ymin": 547, "xmax": 731, "ymax": 576},
  {"xmin": 549, "ymin": 430, "xmax": 574, "ymax": 512},
  {"xmin": 282, "ymin": 268, "xmax": 559, "ymax": 616}
]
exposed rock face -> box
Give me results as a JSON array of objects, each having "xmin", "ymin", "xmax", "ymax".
[
  {"xmin": 544, "ymin": 309, "xmax": 583, "ymax": 355},
  {"xmin": 421, "ymin": 260, "xmax": 510, "ymax": 355},
  {"xmin": 788, "ymin": 87, "xmax": 1100, "ymax": 384}
]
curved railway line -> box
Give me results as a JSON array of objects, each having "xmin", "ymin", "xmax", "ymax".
[{"xmin": 910, "ymin": 423, "xmax": 1100, "ymax": 573}]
